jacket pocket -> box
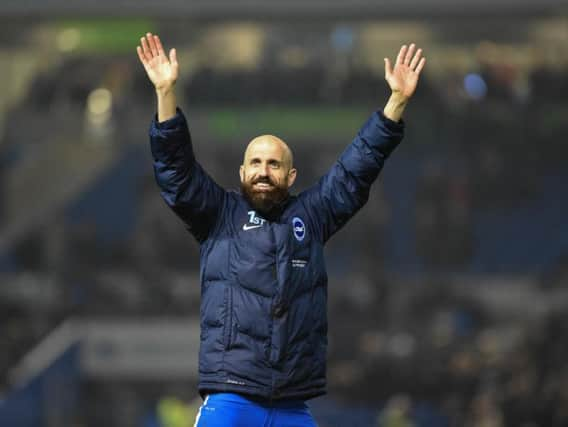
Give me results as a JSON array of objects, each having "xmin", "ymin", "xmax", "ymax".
[
  {"xmin": 201, "ymin": 280, "xmax": 228, "ymax": 328},
  {"xmin": 222, "ymin": 285, "xmax": 234, "ymax": 350}
]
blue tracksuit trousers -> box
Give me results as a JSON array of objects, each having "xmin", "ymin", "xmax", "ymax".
[{"xmin": 193, "ymin": 393, "xmax": 318, "ymax": 427}]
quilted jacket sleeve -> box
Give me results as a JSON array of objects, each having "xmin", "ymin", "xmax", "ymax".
[
  {"xmin": 300, "ymin": 110, "xmax": 404, "ymax": 243},
  {"xmin": 150, "ymin": 108, "xmax": 226, "ymax": 243}
]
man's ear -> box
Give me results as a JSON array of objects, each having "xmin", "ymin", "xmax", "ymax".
[
  {"xmin": 239, "ymin": 165, "xmax": 245, "ymax": 183},
  {"xmin": 287, "ymin": 168, "xmax": 297, "ymax": 188}
]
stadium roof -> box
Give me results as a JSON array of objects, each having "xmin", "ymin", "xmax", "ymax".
[{"xmin": 1, "ymin": 0, "xmax": 566, "ymax": 19}]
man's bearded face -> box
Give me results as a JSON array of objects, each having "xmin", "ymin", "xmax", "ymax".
[
  {"xmin": 239, "ymin": 136, "xmax": 296, "ymax": 214},
  {"xmin": 240, "ymin": 174, "xmax": 290, "ymax": 213}
]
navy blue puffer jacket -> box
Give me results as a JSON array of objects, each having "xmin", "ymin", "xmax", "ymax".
[{"xmin": 150, "ymin": 108, "xmax": 403, "ymax": 401}]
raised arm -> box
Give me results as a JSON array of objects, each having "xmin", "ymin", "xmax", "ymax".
[
  {"xmin": 137, "ymin": 33, "xmax": 178, "ymax": 122},
  {"xmin": 301, "ymin": 43, "xmax": 426, "ymax": 242},
  {"xmin": 137, "ymin": 33, "xmax": 225, "ymax": 242},
  {"xmin": 383, "ymin": 43, "xmax": 426, "ymax": 122}
]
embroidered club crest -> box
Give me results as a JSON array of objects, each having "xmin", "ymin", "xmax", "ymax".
[{"xmin": 292, "ymin": 217, "xmax": 306, "ymax": 241}]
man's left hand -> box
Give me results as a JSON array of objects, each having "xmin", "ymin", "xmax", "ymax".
[{"xmin": 384, "ymin": 43, "xmax": 426, "ymax": 100}]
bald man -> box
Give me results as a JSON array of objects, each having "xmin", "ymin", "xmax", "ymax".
[
  {"xmin": 138, "ymin": 33, "xmax": 425, "ymax": 427},
  {"xmin": 239, "ymin": 135, "xmax": 297, "ymax": 215}
]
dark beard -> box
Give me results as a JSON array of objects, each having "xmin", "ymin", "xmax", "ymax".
[{"xmin": 240, "ymin": 178, "xmax": 289, "ymax": 215}]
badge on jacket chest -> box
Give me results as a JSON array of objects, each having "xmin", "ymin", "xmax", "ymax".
[
  {"xmin": 242, "ymin": 210, "xmax": 267, "ymax": 231},
  {"xmin": 292, "ymin": 217, "xmax": 306, "ymax": 241},
  {"xmin": 242, "ymin": 210, "xmax": 306, "ymax": 243}
]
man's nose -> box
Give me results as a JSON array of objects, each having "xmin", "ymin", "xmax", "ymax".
[{"xmin": 259, "ymin": 164, "xmax": 270, "ymax": 176}]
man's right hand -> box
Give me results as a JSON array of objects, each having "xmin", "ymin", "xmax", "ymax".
[
  {"xmin": 137, "ymin": 33, "xmax": 178, "ymax": 122},
  {"xmin": 137, "ymin": 33, "xmax": 179, "ymax": 92}
]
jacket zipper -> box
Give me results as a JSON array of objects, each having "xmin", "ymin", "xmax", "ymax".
[{"xmin": 269, "ymin": 224, "xmax": 279, "ymax": 392}]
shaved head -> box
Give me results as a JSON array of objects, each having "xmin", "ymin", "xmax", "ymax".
[
  {"xmin": 243, "ymin": 135, "xmax": 294, "ymax": 170},
  {"xmin": 239, "ymin": 134, "xmax": 297, "ymax": 214}
]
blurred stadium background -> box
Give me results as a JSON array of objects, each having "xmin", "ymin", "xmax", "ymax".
[{"xmin": 0, "ymin": 1, "xmax": 567, "ymax": 426}]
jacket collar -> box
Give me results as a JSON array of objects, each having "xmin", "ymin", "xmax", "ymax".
[{"xmin": 237, "ymin": 190, "xmax": 294, "ymax": 221}]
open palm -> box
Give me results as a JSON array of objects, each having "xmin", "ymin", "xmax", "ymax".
[
  {"xmin": 137, "ymin": 33, "xmax": 179, "ymax": 90},
  {"xmin": 384, "ymin": 44, "xmax": 426, "ymax": 99}
]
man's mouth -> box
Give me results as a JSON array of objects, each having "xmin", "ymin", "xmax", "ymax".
[{"xmin": 253, "ymin": 182, "xmax": 273, "ymax": 191}]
